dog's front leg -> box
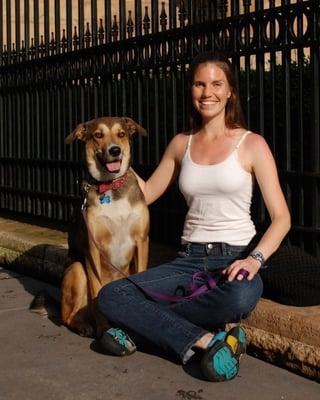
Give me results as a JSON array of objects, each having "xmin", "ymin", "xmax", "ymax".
[
  {"xmin": 135, "ymin": 236, "xmax": 149, "ymax": 273},
  {"xmin": 85, "ymin": 241, "xmax": 103, "ymax": 298},
  {"xmin": 85, "ymin": 242, "xmax": 109, "ymax": 337}
]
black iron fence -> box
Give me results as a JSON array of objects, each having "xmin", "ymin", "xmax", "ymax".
[{"xmin": 0, "ymin": 0, "xmax": 319, "ymax": 256}]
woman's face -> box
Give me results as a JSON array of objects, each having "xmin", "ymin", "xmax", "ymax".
[{"xmin": 191, "ymin": 62, "xmax": 232, "ymax": 123}]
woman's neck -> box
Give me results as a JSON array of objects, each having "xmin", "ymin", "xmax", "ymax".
[{"xmin": 200, "ymin": 117, "xmax": 227, "ymax": 139}]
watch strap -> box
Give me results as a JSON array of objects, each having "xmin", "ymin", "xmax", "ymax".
[{"xmin": 249, "ymin": 250, "xmax": 265, "ymax": 265}]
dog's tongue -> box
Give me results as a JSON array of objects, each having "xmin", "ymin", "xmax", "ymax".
[{"xmin": 106, "ymin": 161, "xmax": 121, "ymax": 172}]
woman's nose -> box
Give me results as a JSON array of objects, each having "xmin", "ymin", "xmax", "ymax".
[{"xmin": 202, "ymin": 84, "xmax": 213, "ymax": 97}]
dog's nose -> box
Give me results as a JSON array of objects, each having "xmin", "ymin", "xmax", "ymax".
[{"xmin": 109, "ymin": 146, "xmax": 121, "ymax": 157}]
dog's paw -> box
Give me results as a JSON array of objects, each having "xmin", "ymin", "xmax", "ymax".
[
  {"xmin": 29, "ymin": 291, "xmax": 50, "ymax": 316},
  {"xmin": 30, "ymin": 290, "xmax": 61, "ymax": 320},
  {"xmin": 73, "ymin": 323, "xmax": 95, "ymax": 338}
]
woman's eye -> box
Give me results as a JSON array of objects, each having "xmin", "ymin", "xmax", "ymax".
[
  {"xmin": 94, "ymin": 132, "xmax": 103, "ymax": 139},
  {"xmin": 118, "ymin": 131, "xmax": 125, "ymax": 138}
]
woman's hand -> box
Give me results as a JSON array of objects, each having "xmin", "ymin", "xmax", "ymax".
[{"xmin": 222, "ymin": 256, "xmax": 261, "ymax": 282}]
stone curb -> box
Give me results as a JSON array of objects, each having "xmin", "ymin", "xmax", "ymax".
[
  {"xmin": 0, "ymin": 217, "xmax": 319, "ymax": 381},
  {"xmin": 243, "ymin": 300, "xmax": 320, "ymax": 381}
]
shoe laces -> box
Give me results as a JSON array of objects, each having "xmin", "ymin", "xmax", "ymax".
[{"xmin": 109, "ymin": 328, "xmax": 128, "ymax": 347}]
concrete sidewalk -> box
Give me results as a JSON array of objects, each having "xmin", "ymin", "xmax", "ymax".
[
  {"xmin": 0, "ymin": 215, "xmax": 319, "ymax": 384},
  {"xmin": 1, "ymin": 267, "xmax": 319, "ymax": 400}
]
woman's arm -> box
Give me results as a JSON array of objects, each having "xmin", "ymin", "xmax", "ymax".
[
  {"xmin": 132, "ymin": 133, "xmax": 188, "ymax": 205},
  {"xmin": 225, "ymin": 134, "xmax": 291, "ymax": 281}
]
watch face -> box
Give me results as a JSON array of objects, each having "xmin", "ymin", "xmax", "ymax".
[{"xmin": 250, "ymin": 251, "xmax": 265, "ymax": 264}]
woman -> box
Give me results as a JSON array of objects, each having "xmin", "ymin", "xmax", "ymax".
[{"xmin": 97, "ymin": 51, "xmax": 290, "ymax": 382}]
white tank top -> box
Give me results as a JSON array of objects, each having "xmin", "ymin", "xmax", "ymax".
[{"xmin": 178, "ymin": 132, "xmax": 256, "ymax": 246}]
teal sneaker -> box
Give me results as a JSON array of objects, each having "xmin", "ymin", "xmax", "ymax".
[
  {"xmin": 224, "ymin": 326, "xmax": 247, "ymax": 358},
  {"xmin": 201, "ymin": 331, "xmax": 239, "ymax": 382},
  {"xmin": 99, "ymin": 328, "xmax": 136, "ymax": 356}
]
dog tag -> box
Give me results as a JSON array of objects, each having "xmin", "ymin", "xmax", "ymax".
[{"xmin": 100, "ymin": 194, "xmax": 111, "ymax": 205}]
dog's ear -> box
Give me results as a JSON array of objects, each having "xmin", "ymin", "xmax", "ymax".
[
  {"xmin": 122, "ymin": 117, "xmax": 147, "ymax": 136},
  {"xmin": 65, "ymin": 123, "xmax": 87, "ymax": 144}
]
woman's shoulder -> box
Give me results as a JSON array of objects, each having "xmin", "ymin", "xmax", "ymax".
[
  {"xmin": 238, "ymin": 131, "xmax": 275, "ymax": 168},
  {"xmin": 232, "ymin": 129, "xmax": 269, "ymax": 149},
  {"xmin": 170, "ymin": 131, "xmax": 191, "ymax": 144},
  {"xmin": 166, "ymin": 132, "xmax": 191, "ymax": 161},
  {"xmin": 243, "ymin": 131, "xmax": 270, "ymax": 150},
  {"xmin": 167, "ymin": 132, "xmax": 190, "ymax": 151}
]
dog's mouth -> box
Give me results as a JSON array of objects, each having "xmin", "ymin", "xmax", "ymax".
[
  {"xmin": 105, "ymin": 160, "xmax": 122, "ymax": 173},
  {"xmin": 96, "ymin": 150, "xmax": 123, "ymax": 174}
]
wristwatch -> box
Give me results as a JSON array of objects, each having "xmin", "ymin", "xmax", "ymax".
[{"xmin": 249, "ymin": 250, "xmax": 265, "ymax": 266}]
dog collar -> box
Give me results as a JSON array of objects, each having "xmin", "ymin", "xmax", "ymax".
[{"xmin": 98, "ymin": 173, "xmax": 128, "ymax": 194}]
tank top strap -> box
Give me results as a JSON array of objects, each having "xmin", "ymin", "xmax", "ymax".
[
  {"xmin": 186, "ymin": 133, "xmax": 193, "ymax": 150},
  {"xmin": 235, "ymin": 130, "xmax": 251, "ymax": 149}
]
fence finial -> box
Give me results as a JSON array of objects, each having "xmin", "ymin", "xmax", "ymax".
[
  {"xmin": 127, "ymin": 11, "xmax": 134, "ymax": 38},
  {"xmin": 143, "ymin": 7, "xmax": 151, "ymax": 35},
  {"xmin": 160, "ymin": 3, "xmax": 168, "ymax": 32},
  {"xmin": 112, "ymin": 16, "xmax": 119, "ymax": 42}
]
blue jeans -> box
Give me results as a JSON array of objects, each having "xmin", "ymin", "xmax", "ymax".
[{"xmin": 97, "ymin": 242, "xmax": 263, "ymax": 363}]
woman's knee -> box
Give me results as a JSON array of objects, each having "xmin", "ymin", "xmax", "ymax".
[
  {"xmin": 97, "ymin": 279, "xmax": 133, "ymax": 318},
  {"xmin": 229, "ymin": 275, "xmax": 263, "ymax": 318}
]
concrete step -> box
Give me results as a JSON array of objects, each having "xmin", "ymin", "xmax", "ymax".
[{"xmin": 0, "ymin": 216, "xmax": 319, "ymax": 381}]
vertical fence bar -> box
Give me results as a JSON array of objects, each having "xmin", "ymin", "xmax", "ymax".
[
  {"xmin": 187, "ymin": 0, "xmax": 194, "ymax": 25},
  {"xmin": 297, "ymin": 10, "xmax": 304, "ymax": 242},
  {"xmin": 15, "ymin": 0, "xmax": 20, "ymax": 53},
  {"xmin": 44, "ymin": 0, "xmax": 50, "ymax": 56},
  {"xmin": 256, "ymin": 0, "xmax": 266, "ymax": 225},
  {"xmin": 153, "ymin": 68, "xmax": 160, "ymax": 162},
  {"xmin": 34, "ymin": 0, "xmax": 39, "ymax": 57},
  {"xmin": 54, "ymin": 0, "xmax": 60, "ymax": 53},
  {"xmin": 151, "ymin": 0, "xmax": 159, "ymax": 34},
  {"xmin": 105, "ymin": 0, "xmax": 112, "ymax": 42},
  {"xmin": 171, "ymin": 66, "xmax": 178, "ymax": 138},
  {"xmin": 134, "ymin": 0, "xmax": 142, "ymax": 37},
  {"xmin": 283, "ymin": 45, "xmax": 291, "ymax": 167},
  {"xmin": 78, "ymin": 0, "xmax": 84, "ymax": 48},
  {"xmin": 0, "ymin": 0, "xmax": 2, "ymax": 58},
  {"xmin": 119, "ymin": 0, "xmax": 126, "ymax": 40},
  {"xmin": 24, "ymin": 0, "xmax": 30, "ymax": 58},
  {"xmin": 268, "ymin": 0, "xmax": 276, "ymax": 154},
  {"xmin": 311, "ymin": 8, "xmax": 320, "ymax": 255},
  {"xmin": 91, "ymin": 0, "xmax": 98, "ymax": 46},
  {"xmin": 136, "ymin": 71, "xmax": 143, "ymax": 163},
  {"xmin": 6, "ymin": 0, "xmax": 11, "ymax": 54},
  {"xmin": 169, "ymin": 0, "xmax": 176, "ymax": 29},
  {"xmin": 66, "ymin": 0, "xmax": 72, "ymax": 52},
  {"xmin": 255, "ymin": 0, "xmax": 264, "ymax": 134}
]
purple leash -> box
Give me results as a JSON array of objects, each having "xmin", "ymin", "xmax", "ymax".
[{"xmin": 142, "ymin": 271, "xmax": 218, "ymax": 303}]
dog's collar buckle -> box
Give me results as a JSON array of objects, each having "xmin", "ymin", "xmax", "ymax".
[{"xmin": 98, "ymin": 174, "xmax": 127, "ymax": 194}]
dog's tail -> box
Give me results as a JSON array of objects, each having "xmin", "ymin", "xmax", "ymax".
[{"xmin": 29, "ymin": 290, "xmax": 61, "ymax": 322}]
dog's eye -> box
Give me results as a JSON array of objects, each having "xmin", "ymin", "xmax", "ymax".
[
  {"xmin": 94, "ymin": 132, "xmax": 103, "ymax": 139},
  {"xmin": 118, "ymin": 131, "xmax": 126, "ymax": 138}
]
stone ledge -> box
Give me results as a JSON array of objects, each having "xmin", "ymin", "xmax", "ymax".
[
  {"xmin": 243, "ymin": 300, "xmax": 320, "ymax": 381},
  {"xmin": 243, "ymin": 324, "xmax": 320, "ymax": 380},
  {"xmin": 0, "ymin": 216, "xmax": 319, "ymax": 381},
  {"xmin": 245, "ymin": 298, "xmax": 320, "ymax": 348}
]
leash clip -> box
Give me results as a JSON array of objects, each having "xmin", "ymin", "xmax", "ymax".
[
  {"xmin": 80, "ymin": 182, "xmax": 91, "ymax": 211},
  {"xmin": 81, "ymin": 196, "xmax": 88, "ymax": 211}
]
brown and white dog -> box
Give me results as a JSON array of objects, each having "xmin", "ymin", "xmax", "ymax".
[{"xmin": 31, "ymin": 117, "xmax": 149, "ymax": 338}]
